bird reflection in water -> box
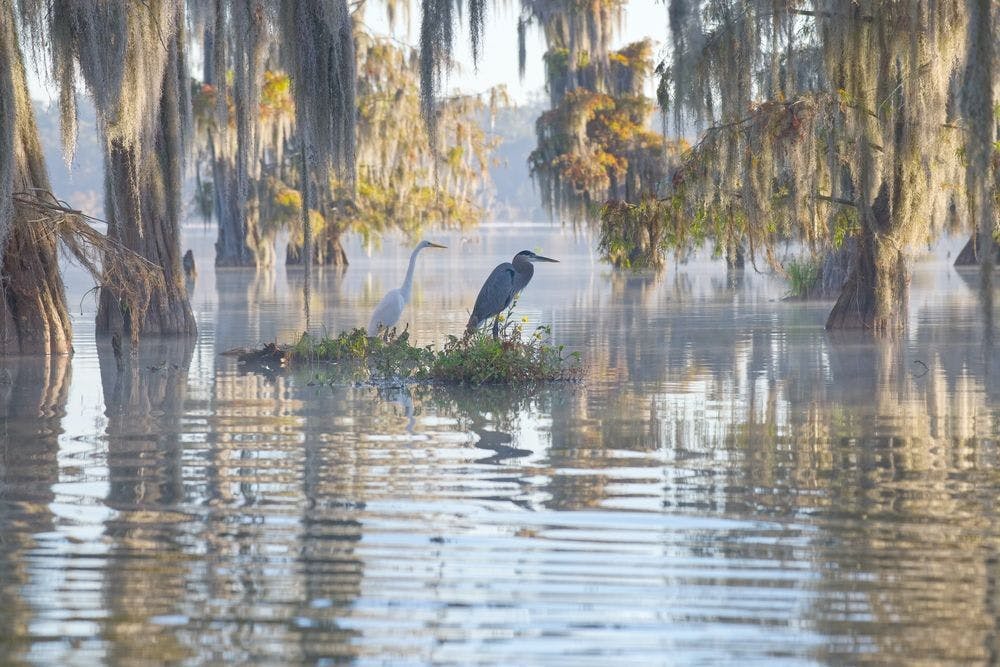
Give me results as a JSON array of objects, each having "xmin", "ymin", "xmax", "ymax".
[
  {"xmin": 469, "ymin": 425, "xmax": 532, "ymax": 464},
  {"xmin": 414, "ymin": 384, "xmax": 537, "ymax": 464},
  {"xmin": 375, "ymin": 384, "xmax": 532, "ymax": 463},
  {"xmin": 376, "ymin": 384, "xmax": 416, "ymax": 434},
  {"xmin": 372, "ymin": 385, "xmax": 536, "ymax": 465}
]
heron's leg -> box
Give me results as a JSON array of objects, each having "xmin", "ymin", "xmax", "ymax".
[{"xmin": 491, "ymin": 317, "xmax": 499, "ymax": 339}]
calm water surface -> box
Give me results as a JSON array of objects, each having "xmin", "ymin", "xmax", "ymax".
[{"xmin": 2, "ymin": 225, "xmax": 1000, "ymax": 665}]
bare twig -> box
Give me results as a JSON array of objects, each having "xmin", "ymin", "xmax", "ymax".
[{"xmin": 13, "ymin": 188, "xmax": 165, "ymax": 347}]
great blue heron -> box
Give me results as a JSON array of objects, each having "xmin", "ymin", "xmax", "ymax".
[
  {"xmin": 466, "ymin": 250, "xmax": 559, "ymax": 338},
  {"xmin": 367, "ymin": 240, "xmax": 447, "ymax": 335}
]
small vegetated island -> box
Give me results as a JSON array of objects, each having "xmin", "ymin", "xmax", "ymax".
[{"xmin": 235, "ymin": 319, "xmax": 582, "ymax": 386}]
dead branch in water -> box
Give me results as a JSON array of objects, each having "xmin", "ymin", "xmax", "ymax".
[{"xmin": 13, "ymin": 188, "xmax": 165, "ymax": 348}]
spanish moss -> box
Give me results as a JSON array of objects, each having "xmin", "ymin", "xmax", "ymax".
[
  {"xmin": 638, "ymin": 0, "xmax": 970, "ymax": 332},
  {"xmin": 960, "ymin": 0, "xmax": 995, "ymax": 339},
  {"xmin": 191, "ymin": 0, "xmax": 277, "ymax": 267},
  {"xmin": 419, "ymin": 0, "xmax": 454, "ymax": 141},
  {"xmin": 279, "ymin": 0, "xmax": 356, "ymax": 200},
  {"xmin": 0, "ymin": 0, "xmax": 71, "ymax": 353}
]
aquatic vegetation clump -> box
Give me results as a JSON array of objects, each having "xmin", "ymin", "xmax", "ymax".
[
  {"xmin": 784, "ymin": 257, "xmax": 822, "ymax": 300},
  {"xmin": 431, "ymin": 325, "xmax": 581, "ymax": 384},
  {"xmin": 238, "ymin": 324, "xmax": 582, "ymax": 386},
  {"xmin": 599, "ymin": 196, "xmax": 687, "ymax": 271},
  {"xmin": 292, "ymin": 328, "xmax": 434, "ymax": 383}
]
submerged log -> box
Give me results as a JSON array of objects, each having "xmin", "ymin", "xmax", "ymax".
[{"xmin": 233, "ymin": 342, "xmax": 290, "ymax": 367}]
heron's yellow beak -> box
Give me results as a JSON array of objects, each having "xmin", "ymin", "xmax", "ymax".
[{"xmin": 427, "ymin": 242, "xmax": 448, "ymax": 249}]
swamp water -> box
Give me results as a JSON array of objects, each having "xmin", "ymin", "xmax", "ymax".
[{"xmin": 2, "ymin": 225, "xmax": 1000, "ymax": 665}]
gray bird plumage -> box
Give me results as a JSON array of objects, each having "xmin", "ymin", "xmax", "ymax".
[{"xmin": 466, "ymin": 250, "xmax": 558, "ymax": 337}]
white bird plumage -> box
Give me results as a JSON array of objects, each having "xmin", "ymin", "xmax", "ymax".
[{"xmin": 367, "ymin": 240, "xmax": 447, "ymax": 336}]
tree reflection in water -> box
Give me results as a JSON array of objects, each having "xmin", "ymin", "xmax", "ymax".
[
  {"xmin": 3, "ymin": 244, "xmax": 1000, "ymax": 663},
  {"xmin": 0, "ymin": 356, "xmax": 70, "ymax": 665},
  {"xmin": 98, "ymin": 338, "xmax": 194, "ymax": 663}
]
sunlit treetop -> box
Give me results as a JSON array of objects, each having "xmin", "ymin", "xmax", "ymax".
[
  {"xmin": 530, "ymin": 39, "xmax": 666, "ymax": 222},
  {"xmin": 653, "ymin": 1, "xmax": 970, "ymax": 263},
  {"xmin": 262, "ymin": 32, "xmax": 504, "ymax": 254},
  {"xmin": 334, "ymin": 33, "xmax": 504, "ymax": 243}
]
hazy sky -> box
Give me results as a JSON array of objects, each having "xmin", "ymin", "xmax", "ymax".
[
  {"xmin": 365, "ymin": 0, "xmax": 669, "ymax": 103},
  {"xmin": 29, "ymin": 0, "xmax": 669, "ymax": 103}
]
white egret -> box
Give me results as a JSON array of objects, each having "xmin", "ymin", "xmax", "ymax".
[{"xmin": 367, "ymin": 240, "xmax": 447, "ymax": 335}]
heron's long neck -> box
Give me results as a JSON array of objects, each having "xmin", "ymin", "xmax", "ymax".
[
  {"xmin": 513, "ymin": 255, "xmax": 534, "ymax": 285},
  {"xmin": 400, "ymin": 246, "xmax": 422, "ymax": 299}
]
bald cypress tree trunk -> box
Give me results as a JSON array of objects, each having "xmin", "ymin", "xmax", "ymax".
[
  {"xmin": 826, "ymin": 47, "xmax": 911, "ymax": 335},
  {"xmin": 286, "ymin": 229, "xmax": 349, "ymax": 266},
  {"xmin": 204, "ymin": 8, "xmax": 255, "ymax": 267},
  {"xmin": 962, "ymin": 0, "xmax": 995, "ymax": 342},
  {"xmin": 321, "ymin": 233, "xmax": 349, "ymax": 266},
  {"xmin": 826, "ymin": 71, "xmax": 909, "ymax": 333},
  {"xmin": 205, "ymin": 0, "xmax": 271, "ymax": 269},
  {"xmin": 210, "ymin": 138, "xmax": 261, "ymax": 267},
  {"xmin": 0, "ymin": 3, "xmax": 72, "ymax": 355},
  {"xmin": 0, "ymin": 209, "xmax": 72, "ymax": 355},
  {"xmin": 826, "ymin": 183, "xmax": 908, "ymax": 332},
  {"xmin": 96, "ymin": 30, "xmax": 195, "ymax": 339}
]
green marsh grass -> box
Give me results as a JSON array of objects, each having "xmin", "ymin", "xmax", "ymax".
[{"xmin": 240, "ymin": 316, "xmax": 582, "ymax": 386}]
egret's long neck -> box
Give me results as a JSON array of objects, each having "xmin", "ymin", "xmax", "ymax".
[{"xmin": 400, "ymin": 245, "xmax": 423, "ymax": 299}]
